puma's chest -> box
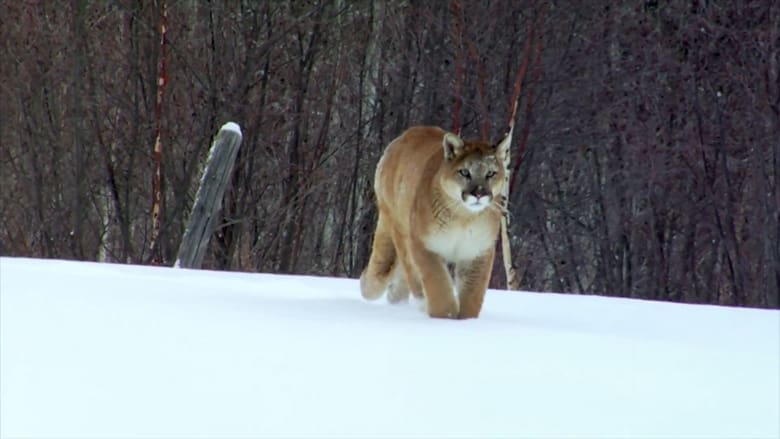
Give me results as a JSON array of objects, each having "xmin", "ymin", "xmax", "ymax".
[{"xmin": 424, "ymin": 219, "xmax": 498, "ymax": 263}]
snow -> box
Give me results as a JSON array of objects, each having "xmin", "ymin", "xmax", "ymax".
[
  {"xmin": 1, "ymin": 257, "xmax": 778, "ymax": 439},
  {"xmin": 220, "ymin": 121, "xmax": 242, "ymax": 136}
]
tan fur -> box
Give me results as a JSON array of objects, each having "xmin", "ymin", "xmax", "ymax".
[{"xmin": 360, "ymin": 126, "xmax": 509, "ymax": 319}]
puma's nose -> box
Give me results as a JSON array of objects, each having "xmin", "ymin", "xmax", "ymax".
[{"xmin": 471, "ymin": 186, "xmax": 489, "ymax": 198}]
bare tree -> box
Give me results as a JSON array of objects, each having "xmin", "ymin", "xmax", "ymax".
[{"xmin": 1, "ymin": 0, "xmax": 776, "ymax": 308}]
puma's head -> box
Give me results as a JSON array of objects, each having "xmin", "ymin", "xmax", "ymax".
[{"xmin": 440, "ymin": 132, "xmax": 510, "ymax": 213}]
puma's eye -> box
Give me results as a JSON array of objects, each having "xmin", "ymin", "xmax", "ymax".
[
  {"xmin": 458, "ymin": 169, "xmax": 471, "ymax": 179},
  {"xmin": 486, "ymin": 170, "xmax": 497, "ymax": 179}
]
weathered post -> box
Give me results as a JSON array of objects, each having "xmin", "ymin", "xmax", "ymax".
[{"xmin": 174, "ymin": 122, "xmax": 243, "ymax": 269}]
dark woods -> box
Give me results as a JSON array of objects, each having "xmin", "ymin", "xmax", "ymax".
[{"xmin": 1, "ymin": 1, "xmax": 777, "ymax": 308}]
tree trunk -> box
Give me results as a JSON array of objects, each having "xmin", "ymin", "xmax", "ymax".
[{"xmin": 175, "ymin": 123, "xmax": 243, "ymax": 269}]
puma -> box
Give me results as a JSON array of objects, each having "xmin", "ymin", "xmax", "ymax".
[{"xmin": 360, "ymin": 126, "xmax": 510, "ymax": 319}]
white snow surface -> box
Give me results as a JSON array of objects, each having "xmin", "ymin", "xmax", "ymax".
[{"xmin": 1, "ymin": 257, "xmax": 778, "ymax": 439}]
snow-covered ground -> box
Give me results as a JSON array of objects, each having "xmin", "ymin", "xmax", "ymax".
[{"xmin": 1, "ymin": 257, "xmax": 778, "ymax": 439}]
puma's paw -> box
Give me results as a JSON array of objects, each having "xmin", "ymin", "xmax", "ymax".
[
  {"xmin": 387, "ymin": 281, "xmax": 410, "ymax": 304},
  {"xmin": 411, "ymin": 293, "xmax": 426, "ymax": 313},
  {"xmin": 426, "ymin": 297, "xmax": 459, "ymax": 319}
]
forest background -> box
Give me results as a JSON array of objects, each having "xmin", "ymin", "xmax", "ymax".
[{"xmin": 1, "ymin": 0, "xmax": 777, "ymax": 308}]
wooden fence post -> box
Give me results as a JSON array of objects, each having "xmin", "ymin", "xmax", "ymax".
[{"xmin": 174, "ymin": 122, "xmax": 243, "ymax": 269}]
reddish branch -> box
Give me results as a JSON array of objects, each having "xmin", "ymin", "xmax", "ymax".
[
  {"xmin": 447, "ymin": 0, "xmax": 546, "ymax": 289},
  {"xmin": 495, "ymin": 0, "xmax": 547, "ymax": 289},
  {"xmin": 509, "ymin": 8, "xmax": 544, "ymax": 192},
  {"xmin": 451, "ymin": 0, "xmax": 490, "ymax": 139},
  {"xmin": 450, "ymin": 0, "xmax": 465, "ymax": 135},
  {"xmin": 510, "ymin": 1, "xmax": 546, "ymax": 191},
  {"xmin": 149, "ymin": 0, "xmax": 168, "ymax": 264},
  {"xmin": 506, "ymin": 5, "xmax": 536, "ymax": 138},
  {"xmin": 468, "ymin": 41, "xmax": 490, "ymax": 140}
]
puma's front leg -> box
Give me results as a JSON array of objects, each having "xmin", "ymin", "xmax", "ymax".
[
  {"xmin": 410, "ymin": 239, "xmax": 458, "ymax": 318},
  {"xmin": 455, "ymin": 249, "xmax": 495, "ymax": 319}
]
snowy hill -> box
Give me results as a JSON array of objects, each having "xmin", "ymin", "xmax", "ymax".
[{"xmin": 1, "ymin": 257, "xmax": 778, "ymax": 438}]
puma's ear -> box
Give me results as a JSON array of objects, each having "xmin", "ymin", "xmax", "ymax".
[
  {"xmin": 495, "ymin": 129, "xmax": 512, "ymax": 166},
  {"xmin": 443, "ymin": 132, "xmax": 464, "ymax": 161}
]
